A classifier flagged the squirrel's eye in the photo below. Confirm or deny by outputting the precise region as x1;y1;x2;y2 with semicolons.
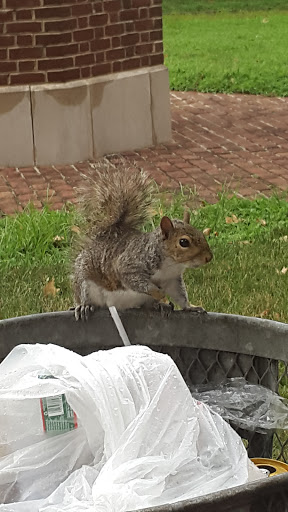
179;238;190;248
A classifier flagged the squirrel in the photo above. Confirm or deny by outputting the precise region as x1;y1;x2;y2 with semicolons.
72;167;213;320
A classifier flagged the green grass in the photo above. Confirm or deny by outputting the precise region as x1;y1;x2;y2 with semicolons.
0;204;79;319
152;191;288;323
1;194;287;324
163;8;288;95
163;0;288;15
1;195;287;462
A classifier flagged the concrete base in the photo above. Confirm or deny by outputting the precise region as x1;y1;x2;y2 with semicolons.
0;66;171;167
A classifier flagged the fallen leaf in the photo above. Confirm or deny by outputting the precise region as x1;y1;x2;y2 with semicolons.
71;225;81;234
257;219;267;226
276;267;288;275
203;227;211;236
260;309;270;318
43;278;59;297
53;235;65;247
279;235;288;242
214;231;219;236
225;214;240;224
239;240;250;245
262;18;269;23
149;207;158;216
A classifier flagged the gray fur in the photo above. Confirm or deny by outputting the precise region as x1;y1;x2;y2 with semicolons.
72;169;213;313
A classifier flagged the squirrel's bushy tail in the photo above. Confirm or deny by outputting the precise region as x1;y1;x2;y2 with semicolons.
78;162;154;234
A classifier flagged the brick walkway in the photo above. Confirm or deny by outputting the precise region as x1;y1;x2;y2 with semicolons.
1;91;288;215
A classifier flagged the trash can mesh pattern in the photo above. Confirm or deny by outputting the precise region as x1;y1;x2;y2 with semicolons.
151;346;288;463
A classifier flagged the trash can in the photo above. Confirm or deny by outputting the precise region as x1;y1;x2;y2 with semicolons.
1;309;288;511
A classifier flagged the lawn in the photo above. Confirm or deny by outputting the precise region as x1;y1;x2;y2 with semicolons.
163;0;288;15
1;193;287;323
0;205;78;319
163;0;288;95
1;194;288;456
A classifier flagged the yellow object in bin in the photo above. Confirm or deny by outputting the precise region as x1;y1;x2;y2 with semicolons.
251;458;288;476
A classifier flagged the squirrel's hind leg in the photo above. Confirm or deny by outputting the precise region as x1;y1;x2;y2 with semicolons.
69;305;96;321
74;304;96;321
73;279;105;321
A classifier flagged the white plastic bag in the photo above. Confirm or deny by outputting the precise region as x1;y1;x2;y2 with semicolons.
0;344;264;511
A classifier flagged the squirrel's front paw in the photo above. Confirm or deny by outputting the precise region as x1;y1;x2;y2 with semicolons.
184;304;207;314
149;287;166;302
73;304;95;321
154;301;174;317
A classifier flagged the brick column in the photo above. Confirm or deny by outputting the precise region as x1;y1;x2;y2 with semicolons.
0;0;171;167
0;0;164;86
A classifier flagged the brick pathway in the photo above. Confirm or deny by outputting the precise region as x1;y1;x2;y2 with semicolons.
1;91;288;215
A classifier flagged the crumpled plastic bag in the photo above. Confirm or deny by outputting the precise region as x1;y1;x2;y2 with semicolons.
191;377;288;433
0;344;264;512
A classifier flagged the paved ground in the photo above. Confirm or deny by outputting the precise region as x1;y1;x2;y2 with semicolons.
1;91;288;215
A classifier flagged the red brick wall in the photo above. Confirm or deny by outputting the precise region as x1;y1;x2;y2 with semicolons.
0;0;163;86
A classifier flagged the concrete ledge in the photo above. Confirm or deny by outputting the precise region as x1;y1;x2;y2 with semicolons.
0;86;34;167
0;66;172;167
150;66;171;145
32;82;92;166
91;71;153;156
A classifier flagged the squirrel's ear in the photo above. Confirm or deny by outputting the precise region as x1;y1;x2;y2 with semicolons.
183;211;190;224
160;216;174;239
